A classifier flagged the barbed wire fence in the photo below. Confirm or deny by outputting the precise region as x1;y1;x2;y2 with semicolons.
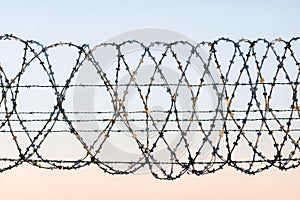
0;34;299;180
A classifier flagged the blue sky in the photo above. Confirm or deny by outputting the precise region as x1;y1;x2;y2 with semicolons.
0;0;299;44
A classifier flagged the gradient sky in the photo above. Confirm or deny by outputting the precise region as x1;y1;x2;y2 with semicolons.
0;0;300;199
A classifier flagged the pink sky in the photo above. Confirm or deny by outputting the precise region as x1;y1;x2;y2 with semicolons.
0;164;299;200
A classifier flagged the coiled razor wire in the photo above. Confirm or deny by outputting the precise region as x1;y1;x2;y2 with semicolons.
0;34;300;180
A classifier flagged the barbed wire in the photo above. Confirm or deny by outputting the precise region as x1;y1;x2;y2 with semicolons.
0;34;299;180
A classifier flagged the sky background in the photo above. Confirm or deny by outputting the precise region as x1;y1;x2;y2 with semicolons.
0;0;300;199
